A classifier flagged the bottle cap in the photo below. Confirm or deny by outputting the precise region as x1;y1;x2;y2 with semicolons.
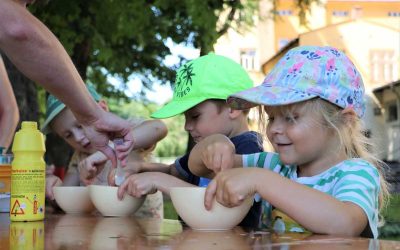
12;121;46;153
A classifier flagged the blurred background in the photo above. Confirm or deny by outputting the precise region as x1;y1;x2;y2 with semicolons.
2;0;399;239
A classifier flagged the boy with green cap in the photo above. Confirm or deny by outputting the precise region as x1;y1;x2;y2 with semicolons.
117;53;263;227
42;84;167;218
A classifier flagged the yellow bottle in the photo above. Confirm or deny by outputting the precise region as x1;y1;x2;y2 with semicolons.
10;121;46;221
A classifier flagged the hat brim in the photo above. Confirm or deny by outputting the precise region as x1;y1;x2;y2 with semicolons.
151;97;208;119
227;84;317;110
41;103;66;134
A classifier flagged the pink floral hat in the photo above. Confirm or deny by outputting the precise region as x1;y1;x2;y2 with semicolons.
228;46;365;117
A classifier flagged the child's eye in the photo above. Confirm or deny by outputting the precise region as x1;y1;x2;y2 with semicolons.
267;116;274;122
285;116;298;123
191;114;200;120
64;133;71;139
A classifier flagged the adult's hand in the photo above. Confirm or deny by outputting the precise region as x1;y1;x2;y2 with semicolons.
80;109;134;168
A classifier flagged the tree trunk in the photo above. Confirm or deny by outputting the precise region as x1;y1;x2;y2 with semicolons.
2;54;38;127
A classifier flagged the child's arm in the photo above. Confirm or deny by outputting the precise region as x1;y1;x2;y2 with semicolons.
108;161;183;186
205;168;368;237
78;151;108;185
131;119;167;151
117;172;195;199
45;165;62;200
188;134;242;178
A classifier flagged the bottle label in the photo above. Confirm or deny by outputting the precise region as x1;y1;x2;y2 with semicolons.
10;168;45;221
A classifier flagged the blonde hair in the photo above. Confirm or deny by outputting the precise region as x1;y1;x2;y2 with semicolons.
257;98;390;211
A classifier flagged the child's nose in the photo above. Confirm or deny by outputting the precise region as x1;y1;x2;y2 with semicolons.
73;130;86;143
269;120;284;134
184;120;193;131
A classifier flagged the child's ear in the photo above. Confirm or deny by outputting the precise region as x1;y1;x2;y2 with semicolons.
98;99;109;112
341;108;357;125
228;107;242;119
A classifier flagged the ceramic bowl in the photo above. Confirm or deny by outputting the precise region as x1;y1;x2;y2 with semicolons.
53;186;94;214
170;187;253;230
89;185;145;217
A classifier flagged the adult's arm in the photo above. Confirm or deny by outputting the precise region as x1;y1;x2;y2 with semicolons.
0;56;19;151
0;0;133;166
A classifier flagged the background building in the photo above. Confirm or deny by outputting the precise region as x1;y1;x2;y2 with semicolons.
214;0;400;162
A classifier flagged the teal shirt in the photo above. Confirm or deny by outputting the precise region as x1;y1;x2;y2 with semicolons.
243;152;380;238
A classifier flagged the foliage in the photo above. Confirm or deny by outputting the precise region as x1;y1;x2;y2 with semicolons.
164;199;179;220
29;1;317;101
379;194;400;239
29;0;260;101
155;116;188;157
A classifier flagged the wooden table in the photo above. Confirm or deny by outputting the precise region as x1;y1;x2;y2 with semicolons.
1;212;400;249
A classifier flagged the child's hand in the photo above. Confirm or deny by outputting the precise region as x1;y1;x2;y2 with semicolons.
201;139;235;173
204;168;257;210
46;174;62;200
78;151;107;185
117;172;157;200
107;161;142;186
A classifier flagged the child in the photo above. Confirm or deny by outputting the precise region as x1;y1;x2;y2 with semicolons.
43;85;168;218
188;46;389;238
115;53;264;228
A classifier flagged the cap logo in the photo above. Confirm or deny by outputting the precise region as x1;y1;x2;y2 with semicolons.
174;62;195;98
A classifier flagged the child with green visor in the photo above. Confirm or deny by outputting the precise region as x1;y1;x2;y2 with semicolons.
115;53;264;228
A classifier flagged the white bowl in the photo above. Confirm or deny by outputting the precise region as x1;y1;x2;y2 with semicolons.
53;186;94;214
89;185;145;217
170;187;253;230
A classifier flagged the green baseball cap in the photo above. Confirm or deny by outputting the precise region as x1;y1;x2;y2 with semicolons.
151;53;253;119
41;84;101;134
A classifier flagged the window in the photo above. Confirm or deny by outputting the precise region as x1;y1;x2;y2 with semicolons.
276;10;293;16
332;10;349;17
387;102;398;123
278;39;289;50
388;12;400;17
370;50;398;84
240;49;258;71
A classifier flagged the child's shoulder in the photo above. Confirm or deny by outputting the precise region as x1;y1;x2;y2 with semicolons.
332;158;380;179
231;131;263;154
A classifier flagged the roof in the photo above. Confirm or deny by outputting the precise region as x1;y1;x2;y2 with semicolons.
261;18;400;71
373;80;400;94
261;38;299;73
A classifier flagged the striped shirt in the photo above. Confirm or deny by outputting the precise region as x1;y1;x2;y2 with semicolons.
243;152;380;238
